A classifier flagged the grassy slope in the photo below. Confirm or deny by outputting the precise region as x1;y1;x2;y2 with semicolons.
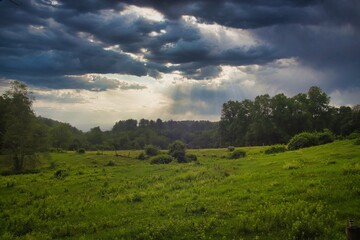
0;140;359;239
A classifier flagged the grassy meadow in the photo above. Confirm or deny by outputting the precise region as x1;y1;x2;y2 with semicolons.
0;140;359;239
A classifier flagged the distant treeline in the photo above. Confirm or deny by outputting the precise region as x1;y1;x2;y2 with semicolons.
38;118;219;150
219;86;360;146
1;82;359;155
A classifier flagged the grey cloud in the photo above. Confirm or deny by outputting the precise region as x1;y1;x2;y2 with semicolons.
252;24;360;91
3;74;145;92
118;82;147;90
34;92;88;104
0;0;359;94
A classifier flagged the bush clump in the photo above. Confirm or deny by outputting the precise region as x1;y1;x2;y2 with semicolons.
288;130;335;150
288;132;318;150
316;129;334;145
77;148;86;154
144;145;160;156
354;138;360;145
50;148;65;153
168;140;187;163
264;145;287;154
347;132;360;140
185;153;197;162
150;154;174;164
137;152;146;160
229;149;246;159
54;169;69;179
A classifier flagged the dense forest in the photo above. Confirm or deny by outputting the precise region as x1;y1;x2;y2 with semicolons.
0;82;359;157
38;117;219;150
220;86;360;146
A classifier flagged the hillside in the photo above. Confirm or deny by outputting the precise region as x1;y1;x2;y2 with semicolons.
0;140;359;239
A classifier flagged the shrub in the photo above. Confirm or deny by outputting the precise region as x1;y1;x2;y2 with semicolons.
264;145;287;154
316;129;334;145
77;148;86;154
227;146;235;152
144;145;160;156
168;140;187;163
229;149;246;159
137;152;146;160
288;132;318;150
54;169;69;179
150;154;174;164
288;130;335;150
348;132;360;140
354;138;360;145
50;148;65;153
186;153;197;162
105;160;115;166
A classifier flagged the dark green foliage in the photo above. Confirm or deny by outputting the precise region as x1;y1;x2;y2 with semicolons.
1;81;49;172
219;86;359;147
54;169;69;179
144;145;160;156
228;149;246;159
288;130;335;150
348;132;360;140
50;148;65;153
150;154;173;164
137;152;146;160
288;132;318;150
77;148;86;154
110;119;219;150
185;153;197;162
264;145;287;154
168;140;187;163
354;138;360;145
316;129;334;145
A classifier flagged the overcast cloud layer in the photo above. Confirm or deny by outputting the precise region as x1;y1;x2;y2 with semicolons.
0;0;359;130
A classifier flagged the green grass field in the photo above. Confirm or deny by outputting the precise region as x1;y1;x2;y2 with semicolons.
1;140;359;239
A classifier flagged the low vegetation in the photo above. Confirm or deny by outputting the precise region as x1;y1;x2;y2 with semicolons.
288;130;335;150
264;145;287;154
228;149;246;159
144;145;160;157
0;140;359;239
150;154;174;164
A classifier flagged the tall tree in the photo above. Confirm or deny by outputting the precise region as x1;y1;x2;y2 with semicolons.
307;86;330;131
51;123;72;149
2;81;48;172
0;96;6;152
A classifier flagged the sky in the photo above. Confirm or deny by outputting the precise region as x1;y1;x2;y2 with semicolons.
0;0;359;131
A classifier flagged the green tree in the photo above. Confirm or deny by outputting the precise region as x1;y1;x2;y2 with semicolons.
307;86;330;131
2;81;48;172
0;95;7;153
270;93;292;142
352;104;360;133
246;94;277;145
86;126;103;147
51;123;72;149
168;140;186;163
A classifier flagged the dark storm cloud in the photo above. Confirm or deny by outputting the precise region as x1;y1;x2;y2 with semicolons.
0;0;359;92
252;24;360;91
122;0;324;28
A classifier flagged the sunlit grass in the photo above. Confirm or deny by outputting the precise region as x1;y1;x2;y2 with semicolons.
0;140;359;239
